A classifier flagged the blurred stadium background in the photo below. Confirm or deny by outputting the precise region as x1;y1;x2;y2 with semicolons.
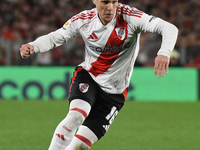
0;0;200;150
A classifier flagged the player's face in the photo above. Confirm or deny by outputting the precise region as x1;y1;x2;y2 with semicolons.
93;0;118;25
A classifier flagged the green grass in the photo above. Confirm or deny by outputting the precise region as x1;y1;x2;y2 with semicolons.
0;101;200;150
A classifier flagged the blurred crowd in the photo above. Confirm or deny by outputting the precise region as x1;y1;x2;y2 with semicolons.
0;0;200;67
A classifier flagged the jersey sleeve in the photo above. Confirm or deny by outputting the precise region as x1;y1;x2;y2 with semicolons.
127;9;178;58
29;19;80;53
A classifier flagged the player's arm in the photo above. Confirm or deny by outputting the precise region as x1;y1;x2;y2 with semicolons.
135;13;178;77
28;28;68;53
20;19;79;59
19;29;67;59
152;19;178;77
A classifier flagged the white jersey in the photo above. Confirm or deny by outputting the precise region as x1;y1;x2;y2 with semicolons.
29;3;178;94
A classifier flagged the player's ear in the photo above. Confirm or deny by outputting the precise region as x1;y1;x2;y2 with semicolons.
92;0;96;5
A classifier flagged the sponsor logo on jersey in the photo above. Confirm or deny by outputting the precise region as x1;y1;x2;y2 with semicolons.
79;83;89;93
89;44;122;53
115;27;126;40
89;42;132;53
63;20;71;28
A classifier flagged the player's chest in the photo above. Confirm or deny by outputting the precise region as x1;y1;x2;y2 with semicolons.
80;20;135;52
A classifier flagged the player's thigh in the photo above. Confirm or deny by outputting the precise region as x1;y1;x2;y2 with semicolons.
69;67;98;106
82;94;125;140
69;99;91;118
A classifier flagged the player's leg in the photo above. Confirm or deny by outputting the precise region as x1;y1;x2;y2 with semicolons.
64;125;98;150
48;67;97;150
48;99;91;150
64;91;126;150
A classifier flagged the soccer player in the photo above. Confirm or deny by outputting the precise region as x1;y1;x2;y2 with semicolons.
20;0;178;149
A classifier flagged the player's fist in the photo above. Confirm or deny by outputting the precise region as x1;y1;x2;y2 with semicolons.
20;44;34;59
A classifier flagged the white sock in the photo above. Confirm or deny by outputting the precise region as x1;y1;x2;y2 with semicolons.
48;99;91;150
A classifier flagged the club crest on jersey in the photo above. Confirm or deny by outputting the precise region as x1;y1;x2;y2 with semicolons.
115;27;126;40
79;83;89;93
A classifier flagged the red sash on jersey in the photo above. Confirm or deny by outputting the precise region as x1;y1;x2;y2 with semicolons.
88;14;128;77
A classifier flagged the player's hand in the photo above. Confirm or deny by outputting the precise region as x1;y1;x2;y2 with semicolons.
20;44;34;59
154;55;170;78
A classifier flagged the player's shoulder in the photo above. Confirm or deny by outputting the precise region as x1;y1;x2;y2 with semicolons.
117;3;143;19
70;8;97;24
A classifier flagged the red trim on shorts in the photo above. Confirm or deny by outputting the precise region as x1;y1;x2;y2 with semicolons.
69;67;83;93
123;88;128;100
70;108;88;118
75;134;92;147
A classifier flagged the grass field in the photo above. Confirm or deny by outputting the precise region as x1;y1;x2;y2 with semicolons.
0;101;200;150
